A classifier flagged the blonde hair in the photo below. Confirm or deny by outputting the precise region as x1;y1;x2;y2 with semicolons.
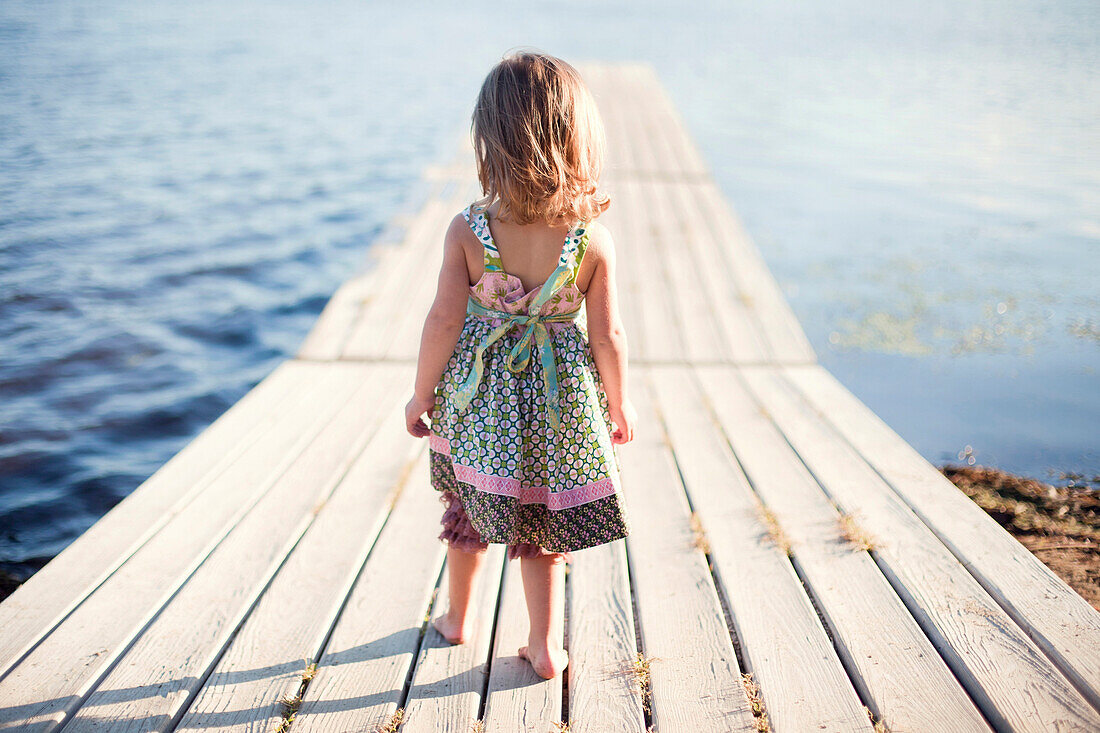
472;49;610;226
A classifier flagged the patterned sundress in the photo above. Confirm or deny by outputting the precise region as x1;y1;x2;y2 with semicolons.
428;202;631;562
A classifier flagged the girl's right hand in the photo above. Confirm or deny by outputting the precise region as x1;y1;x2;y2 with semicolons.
405;393;436;438
609;398;637;444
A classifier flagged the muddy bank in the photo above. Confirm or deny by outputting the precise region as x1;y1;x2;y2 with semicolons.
940;464;1099;610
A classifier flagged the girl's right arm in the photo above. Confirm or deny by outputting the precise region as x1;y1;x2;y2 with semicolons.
584;225;636;444
406;215;473;437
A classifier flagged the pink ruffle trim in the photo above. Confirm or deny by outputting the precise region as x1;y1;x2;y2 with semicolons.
429;434;617;510
438;490;572;562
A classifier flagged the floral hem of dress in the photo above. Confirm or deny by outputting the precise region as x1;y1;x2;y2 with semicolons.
429;433;619;510
437;489;574;562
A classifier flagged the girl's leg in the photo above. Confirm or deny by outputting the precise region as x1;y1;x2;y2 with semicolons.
518;552;570;679
432;543;488;644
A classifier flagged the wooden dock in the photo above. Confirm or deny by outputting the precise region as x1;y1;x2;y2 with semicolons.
2;63;1099;733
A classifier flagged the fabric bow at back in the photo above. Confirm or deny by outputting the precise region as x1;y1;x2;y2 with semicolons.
451;258;582;433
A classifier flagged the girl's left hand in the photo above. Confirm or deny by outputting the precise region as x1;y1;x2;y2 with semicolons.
405;393;435;438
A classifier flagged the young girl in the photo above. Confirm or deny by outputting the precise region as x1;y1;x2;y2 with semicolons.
404;50;636;681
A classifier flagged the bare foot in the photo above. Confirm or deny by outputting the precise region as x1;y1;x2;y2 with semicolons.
432;610;473;645
518;644;569;679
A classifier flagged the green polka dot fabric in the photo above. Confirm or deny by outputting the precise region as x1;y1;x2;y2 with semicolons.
428;203;631;558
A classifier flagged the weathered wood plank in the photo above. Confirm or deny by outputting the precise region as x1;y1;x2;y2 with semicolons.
595;179;644;365
650;365;871;732
603;66;693;363
582;65;632;182
623;66;679;178
296;273;375;361
287;449;449;733
693;182;815;363
340;190;453;360
664;179;770;363
375;179;473;361
632;65;710;178
176;366;423;732
618;105;685;365
566;539;647;733
398;547;506;733
62;363;406;731
481;559;563;732
598;71;669;363
617;369;756;731
620;178;677;363
384;180;484;361
621;65;705;179
638;179;729;362
595;64;794;367
697;365;994;732
0;358;307;679
376;212;449;361
595;77;654;363
786;364;1100;714
748;365;1100;730
608;66;771;365
0;363;363;731
628;179;684;363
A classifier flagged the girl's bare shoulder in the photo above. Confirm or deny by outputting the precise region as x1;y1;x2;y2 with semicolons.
444;211;484;284
576;220;615;293
445;211;480;248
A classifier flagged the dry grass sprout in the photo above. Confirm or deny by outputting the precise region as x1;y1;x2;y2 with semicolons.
863;704;890;732
690;511;711;554
274;660;319;732
740;672;771;732
838;511;881;552
758;506;792;555
376;707;406;733
618;652;655;716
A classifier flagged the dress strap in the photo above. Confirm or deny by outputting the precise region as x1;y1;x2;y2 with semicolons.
565;222;590;287
462;203;504;273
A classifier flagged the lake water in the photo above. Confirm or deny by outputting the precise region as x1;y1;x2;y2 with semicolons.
1;0;1097;580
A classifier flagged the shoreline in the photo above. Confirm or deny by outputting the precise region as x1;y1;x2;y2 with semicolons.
939;464;1099;610
1;464;1096;606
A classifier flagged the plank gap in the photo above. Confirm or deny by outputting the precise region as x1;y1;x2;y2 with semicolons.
275;448;433;729
784;368;1100;706
841;522;1005;732
728;368;922;727
762;368;1064;730
728;366;909;724
766;376;1022;732
401;563;449;716
162;497;327;733
55;375;357;731
684;366;792;560
562;564;571;727
0;361;313;684
737;367;978;726
622;539;654;731
683;363;858;705
476;559;509;723
862;542;1002;732
641;369;751;679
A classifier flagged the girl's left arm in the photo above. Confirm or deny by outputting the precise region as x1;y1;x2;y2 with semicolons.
406;215;473;437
